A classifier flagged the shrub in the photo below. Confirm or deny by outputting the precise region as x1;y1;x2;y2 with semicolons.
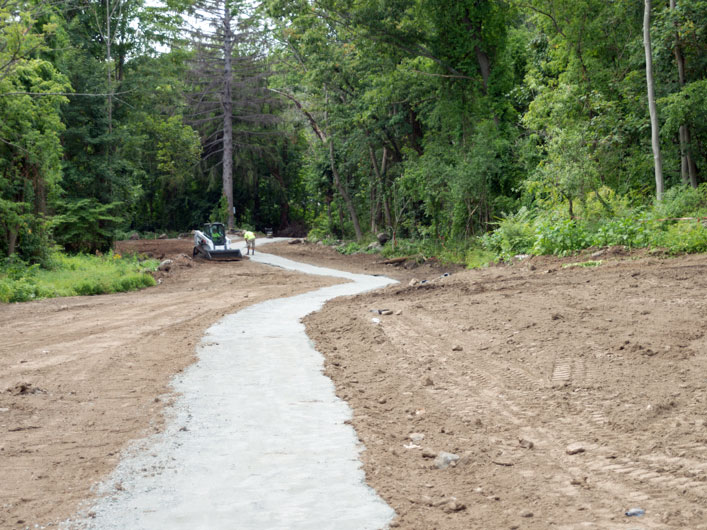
481;207;535;260
651;184;707;220
651;221;707;254
532;219;590;256
591;218;649;248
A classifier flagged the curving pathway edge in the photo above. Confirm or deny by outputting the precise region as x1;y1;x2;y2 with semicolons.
70;239;397;530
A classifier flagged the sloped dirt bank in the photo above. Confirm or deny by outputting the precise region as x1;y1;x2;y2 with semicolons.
0;238;341;529
288;244;707;529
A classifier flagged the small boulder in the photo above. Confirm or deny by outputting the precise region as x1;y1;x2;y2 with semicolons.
409;432;425;444
442;500;466;513
129;232;140;240
566;442;586;455
376;232;390;245
452;345;464;352
519;439;535;449
158;259;173;272
157;233;167;239
434;451;460;469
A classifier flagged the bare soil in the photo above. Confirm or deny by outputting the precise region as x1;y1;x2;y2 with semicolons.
287;242;707;529
0;238;341;529
2;238;707;529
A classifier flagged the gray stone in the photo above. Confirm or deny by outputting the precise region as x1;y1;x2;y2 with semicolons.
158;233;168;239
409;433;425;444
158;259;173;272
566;443;586;455
442;500;466;513
434;451;460;469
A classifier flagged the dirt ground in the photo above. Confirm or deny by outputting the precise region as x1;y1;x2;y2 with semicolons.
0;238;341;529
2;238;707;529
279;242;707;529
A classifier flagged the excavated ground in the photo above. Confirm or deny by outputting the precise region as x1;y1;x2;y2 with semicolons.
273;241;707;529
0;238;341;528
2;238;706;529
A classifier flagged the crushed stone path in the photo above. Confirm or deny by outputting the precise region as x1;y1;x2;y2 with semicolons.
70;240;396;529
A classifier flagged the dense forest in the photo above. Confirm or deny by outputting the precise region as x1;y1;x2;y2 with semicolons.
1;0;706;266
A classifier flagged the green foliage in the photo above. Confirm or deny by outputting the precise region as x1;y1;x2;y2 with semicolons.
482;183;707;260
0;251;158;303
591;218;649;248
307;212;334;242
651;184;707;219
481;207;537;261
377;236;493;269
652;221;707;254
335;241;371;255
532;219;590;256
51;199;124;253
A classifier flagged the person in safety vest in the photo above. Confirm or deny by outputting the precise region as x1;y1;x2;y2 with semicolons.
243;230;256;255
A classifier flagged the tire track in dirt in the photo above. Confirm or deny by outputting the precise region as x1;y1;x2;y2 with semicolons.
373;270;707;527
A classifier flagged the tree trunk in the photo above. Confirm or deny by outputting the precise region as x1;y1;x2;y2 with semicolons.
644;0;664;200
7;228;18;256
106;0;112;134
222;2;235;229
329;140;363;241
379;147;391;229
368;145;383;233
671;0;698;188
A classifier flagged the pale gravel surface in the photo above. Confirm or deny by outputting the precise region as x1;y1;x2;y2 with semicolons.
67;242;397;529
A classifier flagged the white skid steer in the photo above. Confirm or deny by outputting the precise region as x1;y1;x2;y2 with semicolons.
193;222;243;260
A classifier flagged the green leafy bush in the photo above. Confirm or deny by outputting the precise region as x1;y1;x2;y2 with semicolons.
651;221;707;254
591;218;649;248
532;219;590;256
651;184;707;220
481;207;536;260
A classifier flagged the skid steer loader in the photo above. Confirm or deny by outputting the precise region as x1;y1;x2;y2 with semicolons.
193;222;243;260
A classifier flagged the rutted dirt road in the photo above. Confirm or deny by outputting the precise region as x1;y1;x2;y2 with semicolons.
2;238;707;529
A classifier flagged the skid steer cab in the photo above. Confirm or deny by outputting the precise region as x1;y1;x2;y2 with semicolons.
193;222;243;260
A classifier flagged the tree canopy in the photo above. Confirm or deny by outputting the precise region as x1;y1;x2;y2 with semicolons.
1;0;705;261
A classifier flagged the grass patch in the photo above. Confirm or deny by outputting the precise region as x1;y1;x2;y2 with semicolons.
562;260;603;269
380;238;494;269
0;251;159;303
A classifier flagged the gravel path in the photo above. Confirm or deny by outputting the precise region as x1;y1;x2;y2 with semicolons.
71;242;397;529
